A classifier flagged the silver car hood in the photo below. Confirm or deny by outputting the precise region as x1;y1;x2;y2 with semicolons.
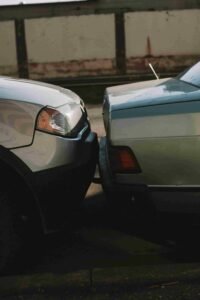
0;76;81;107
106;78;199;111
0;77;83;149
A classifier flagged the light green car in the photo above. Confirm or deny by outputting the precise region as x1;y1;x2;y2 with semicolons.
99;61;200;217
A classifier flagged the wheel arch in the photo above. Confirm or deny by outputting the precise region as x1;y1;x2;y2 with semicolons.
0;145;44;233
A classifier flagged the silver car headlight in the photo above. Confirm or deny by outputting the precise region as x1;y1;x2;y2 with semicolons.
36;103;83;137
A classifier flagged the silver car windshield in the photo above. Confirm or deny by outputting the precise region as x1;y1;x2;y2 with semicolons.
177;61;200;88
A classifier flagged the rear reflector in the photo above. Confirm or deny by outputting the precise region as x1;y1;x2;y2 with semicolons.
109;146;141;174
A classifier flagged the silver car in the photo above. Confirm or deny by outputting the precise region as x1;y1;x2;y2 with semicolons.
0;76;98;272
99;61;200;218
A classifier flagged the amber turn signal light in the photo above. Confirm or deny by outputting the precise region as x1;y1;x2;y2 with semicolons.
109;146;141;174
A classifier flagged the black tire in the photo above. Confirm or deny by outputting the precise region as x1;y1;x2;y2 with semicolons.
0;190;22;273
0;188;42;274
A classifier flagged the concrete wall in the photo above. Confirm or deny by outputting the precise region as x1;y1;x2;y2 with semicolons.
25;14;116;79
0;3;200;81
0;21;17;76
125;9;200;75
126;10;200;57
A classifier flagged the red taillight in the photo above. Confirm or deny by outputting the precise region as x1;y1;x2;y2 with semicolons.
109;146;141;174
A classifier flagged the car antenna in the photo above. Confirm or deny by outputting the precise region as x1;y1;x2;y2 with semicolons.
148;63;159;80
